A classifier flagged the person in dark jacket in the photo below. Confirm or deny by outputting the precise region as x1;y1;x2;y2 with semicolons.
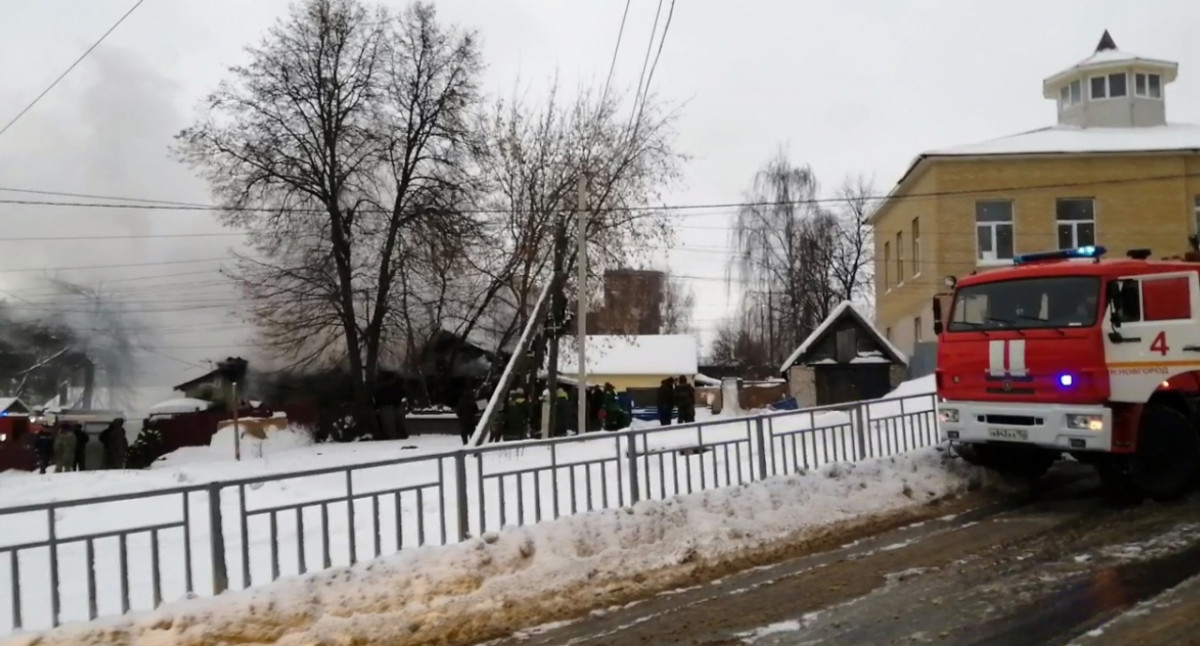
504;388;530;440
33;427;55;474
587;386;604;432
554;386;571;437
73;424;88;471
455;388;478;445
373;373;407;441
675;376;696;424
655;377;675;426
601;383;625;430
100;419;128;469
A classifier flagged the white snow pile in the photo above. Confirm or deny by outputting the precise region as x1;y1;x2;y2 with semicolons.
7;447;985;646
153;425;315;467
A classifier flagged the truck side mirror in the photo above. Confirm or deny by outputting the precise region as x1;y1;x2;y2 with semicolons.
931;296;944;335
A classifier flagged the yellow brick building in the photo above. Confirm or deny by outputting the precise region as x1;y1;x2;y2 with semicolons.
871;31;1200;357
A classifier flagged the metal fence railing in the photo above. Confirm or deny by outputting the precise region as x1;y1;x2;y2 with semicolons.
0;392;937;635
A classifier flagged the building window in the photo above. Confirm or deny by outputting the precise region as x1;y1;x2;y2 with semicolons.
1109;72;1127;97
1060;80;1084;107
914;316;923;343
883;241;890;289
975;201;1014;262
1194;195;1200;234
1056;198;1096;249
895;231;904;283
1089;73;1127;100
1135;73;1163;99
911;216;921;276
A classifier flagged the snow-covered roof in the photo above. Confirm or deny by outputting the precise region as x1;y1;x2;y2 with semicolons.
1044;49;1177;86
923;123;1200;157
148;398;216;416
557;335;699;376
1044;52;1177;91
0;397;29;414
778;301;907;375
1042;31;1178;88
870;122;1200;224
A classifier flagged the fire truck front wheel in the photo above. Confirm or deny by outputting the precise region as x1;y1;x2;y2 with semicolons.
1129;403;1200;502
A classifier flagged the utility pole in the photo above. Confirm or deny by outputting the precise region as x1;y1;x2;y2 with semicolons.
576;176;588;435
543;199;569;440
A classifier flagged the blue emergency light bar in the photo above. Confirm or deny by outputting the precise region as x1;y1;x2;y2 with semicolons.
1013;245;1107;265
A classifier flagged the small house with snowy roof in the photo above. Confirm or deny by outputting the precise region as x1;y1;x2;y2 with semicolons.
556;334;699;391
871;30;1200;358
779;302;908;407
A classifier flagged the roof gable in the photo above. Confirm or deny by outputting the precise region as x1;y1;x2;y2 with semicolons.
0;397;29;415
173;368;221;392
778;302;907;375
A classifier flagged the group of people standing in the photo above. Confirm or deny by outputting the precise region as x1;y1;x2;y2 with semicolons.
656;376;696;426
453;381;636;444
32;419;128;474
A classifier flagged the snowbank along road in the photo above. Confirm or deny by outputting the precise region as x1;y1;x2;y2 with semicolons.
488;463;1200;646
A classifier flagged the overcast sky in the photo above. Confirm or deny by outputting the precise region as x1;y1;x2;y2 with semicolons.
2;0;1199;394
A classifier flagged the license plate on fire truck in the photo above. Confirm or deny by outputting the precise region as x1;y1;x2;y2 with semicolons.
987;427;1029;441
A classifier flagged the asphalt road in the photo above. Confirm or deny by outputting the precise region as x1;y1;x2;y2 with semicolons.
483;464;1200;646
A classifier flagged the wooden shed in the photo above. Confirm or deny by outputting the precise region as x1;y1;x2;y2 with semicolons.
779;302;908;407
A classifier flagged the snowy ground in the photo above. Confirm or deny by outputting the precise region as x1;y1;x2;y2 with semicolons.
0;378;939;638
3;444;979;646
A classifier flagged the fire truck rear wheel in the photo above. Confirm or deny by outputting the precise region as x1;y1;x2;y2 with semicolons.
1129;403;1200;503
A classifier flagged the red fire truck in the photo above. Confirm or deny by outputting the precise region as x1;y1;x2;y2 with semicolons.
935;243;1200;501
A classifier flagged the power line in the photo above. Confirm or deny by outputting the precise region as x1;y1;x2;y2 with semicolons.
600;0;632;107
0;256;227;274
629;0;664;127
638;0;675;113
3;170;1199;216
0;185;208;207
0;0;148;139
0;231;247;242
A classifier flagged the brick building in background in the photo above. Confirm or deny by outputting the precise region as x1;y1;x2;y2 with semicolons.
871;30;1200;365
589;269;666;335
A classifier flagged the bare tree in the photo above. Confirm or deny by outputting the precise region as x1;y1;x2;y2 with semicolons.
728;149;836;363
728;150;877;366
659;277;694;334
831;174;876;307
461;83;683;424
708;313;770;368
175;0;483;435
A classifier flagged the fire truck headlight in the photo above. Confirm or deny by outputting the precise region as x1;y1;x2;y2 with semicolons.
1058;374;1074;387
939;408;959;424
1068;414;1104;432
0;433;6;442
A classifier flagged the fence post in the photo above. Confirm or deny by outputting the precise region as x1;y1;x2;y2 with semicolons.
754;417;768;480
855;403;868;460
207;483;229;594
627;434;640;505
454;451;470;541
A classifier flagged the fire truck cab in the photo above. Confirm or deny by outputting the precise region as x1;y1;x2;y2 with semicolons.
935;244;1200;501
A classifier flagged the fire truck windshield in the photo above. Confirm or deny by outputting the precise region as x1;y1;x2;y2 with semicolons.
948;276;1101;332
